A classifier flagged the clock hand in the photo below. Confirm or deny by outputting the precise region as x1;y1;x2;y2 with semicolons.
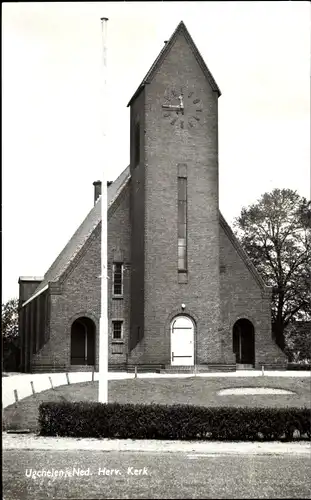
162;102;184;115
178;95;184;115
162;104;181;110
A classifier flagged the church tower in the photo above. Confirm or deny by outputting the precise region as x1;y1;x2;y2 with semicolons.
128;21;223;367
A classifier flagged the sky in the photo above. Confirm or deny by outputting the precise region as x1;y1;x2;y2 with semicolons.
2;1;310;303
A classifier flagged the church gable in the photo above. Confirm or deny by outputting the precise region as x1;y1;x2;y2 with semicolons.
60;223;101;299
54;171;131;291
58;178;131;292
127;21;220;107
150;31;215;102
219;213;268;293
23;166;130;306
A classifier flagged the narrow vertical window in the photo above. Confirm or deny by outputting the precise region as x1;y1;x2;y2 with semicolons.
113;263;123;296
112;320;123;340
134;120;140;167
178;176;187;272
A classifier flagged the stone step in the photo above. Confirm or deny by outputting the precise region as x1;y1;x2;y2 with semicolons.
162;366;195;373
161;364;236;374
236;364;254;370
123;365;165;373
31;364;165;374
31;365;68;373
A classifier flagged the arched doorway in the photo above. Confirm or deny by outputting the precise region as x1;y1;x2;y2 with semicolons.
70;317;95;366
171;316;194;366
232;318;255;365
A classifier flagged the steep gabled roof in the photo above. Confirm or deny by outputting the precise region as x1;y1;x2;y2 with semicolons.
23;166;130;306
127;20;221;107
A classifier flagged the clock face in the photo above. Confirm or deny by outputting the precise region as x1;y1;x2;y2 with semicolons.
162;87;202;129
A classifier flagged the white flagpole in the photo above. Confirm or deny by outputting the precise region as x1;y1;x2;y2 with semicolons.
98;16;109;403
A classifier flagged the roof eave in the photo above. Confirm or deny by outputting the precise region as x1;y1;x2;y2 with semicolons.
127;84;146;108
22;284;49;307
18;276;44;283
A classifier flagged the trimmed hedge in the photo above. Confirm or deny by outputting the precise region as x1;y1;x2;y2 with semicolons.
287;363;311;371
38;402;311;441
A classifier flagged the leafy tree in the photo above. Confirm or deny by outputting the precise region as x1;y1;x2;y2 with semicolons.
2;298;20;371
2;298;19;344
234;189;311;350
284;322;311;363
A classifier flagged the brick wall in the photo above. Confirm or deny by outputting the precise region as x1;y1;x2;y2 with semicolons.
108;184;131;364
219;222;287;367
31;185;131;371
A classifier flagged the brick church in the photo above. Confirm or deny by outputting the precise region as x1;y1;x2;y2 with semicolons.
18;21;287;373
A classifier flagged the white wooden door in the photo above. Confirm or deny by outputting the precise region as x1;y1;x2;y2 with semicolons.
171;316;194;366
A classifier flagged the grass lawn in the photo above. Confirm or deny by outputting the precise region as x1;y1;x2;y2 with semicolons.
3;376;310;433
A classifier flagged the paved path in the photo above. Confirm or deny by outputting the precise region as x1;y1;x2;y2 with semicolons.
2;370;310;409
3;433;311;454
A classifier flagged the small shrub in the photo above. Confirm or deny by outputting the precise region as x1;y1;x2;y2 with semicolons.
38;402;311;441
